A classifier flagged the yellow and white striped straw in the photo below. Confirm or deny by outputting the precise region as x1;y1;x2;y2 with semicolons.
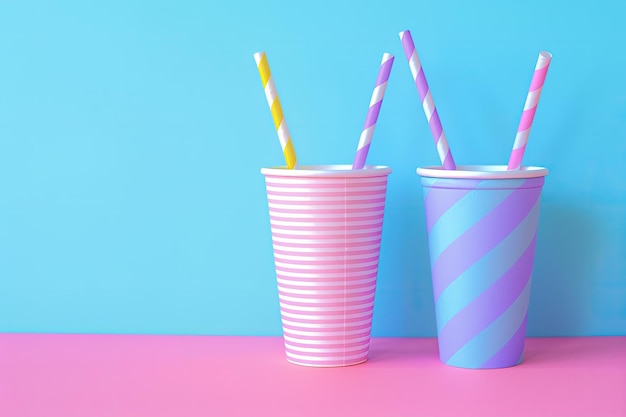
254;52;297;169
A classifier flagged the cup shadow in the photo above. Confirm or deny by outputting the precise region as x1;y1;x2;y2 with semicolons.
528;202;600;337
367;337;438;364
372;180;437;338
523;337;626;365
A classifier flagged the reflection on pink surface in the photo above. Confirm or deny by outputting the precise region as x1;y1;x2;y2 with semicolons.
1;335;625;417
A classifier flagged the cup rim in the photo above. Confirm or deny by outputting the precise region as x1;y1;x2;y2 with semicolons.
262;165;392;177
417;165;548;179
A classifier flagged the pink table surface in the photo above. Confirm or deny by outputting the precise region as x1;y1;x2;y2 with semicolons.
1;334;625;417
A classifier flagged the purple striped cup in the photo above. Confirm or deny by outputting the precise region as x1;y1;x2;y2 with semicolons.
417;165;548;369
261;165;392;367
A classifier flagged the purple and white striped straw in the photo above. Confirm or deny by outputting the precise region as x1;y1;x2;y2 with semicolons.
399;30;456;170
352;53;394;170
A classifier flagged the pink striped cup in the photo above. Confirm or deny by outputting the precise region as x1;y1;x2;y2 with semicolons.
261;165;392;367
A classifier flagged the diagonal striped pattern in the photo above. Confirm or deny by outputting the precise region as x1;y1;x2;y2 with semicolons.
262;166;391;367
352;53;395;170
507;51;552;171
399;30;456;170
422;175;545;368
254;52;298;169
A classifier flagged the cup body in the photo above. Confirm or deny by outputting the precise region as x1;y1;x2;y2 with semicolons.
417;165;548;369
262;165;392;367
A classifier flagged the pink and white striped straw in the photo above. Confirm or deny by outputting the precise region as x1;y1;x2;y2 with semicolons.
399;30;456;170
507;51;552;170
352;53;394;170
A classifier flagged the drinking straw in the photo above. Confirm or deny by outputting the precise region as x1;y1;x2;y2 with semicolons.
507;51;552;170
399;30;456;170
253;52;297;169
352;53;395;170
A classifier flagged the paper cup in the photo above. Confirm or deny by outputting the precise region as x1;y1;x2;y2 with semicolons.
417;165;548;369
262;165;392;367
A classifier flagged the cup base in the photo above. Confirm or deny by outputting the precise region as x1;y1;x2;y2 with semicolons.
441;355;524;370
286;357;369;368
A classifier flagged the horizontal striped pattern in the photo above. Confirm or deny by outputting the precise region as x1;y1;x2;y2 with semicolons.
421;174;545;368
263;167;390;367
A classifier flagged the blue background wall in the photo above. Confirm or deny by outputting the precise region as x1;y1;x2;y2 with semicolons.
1;0;625;336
